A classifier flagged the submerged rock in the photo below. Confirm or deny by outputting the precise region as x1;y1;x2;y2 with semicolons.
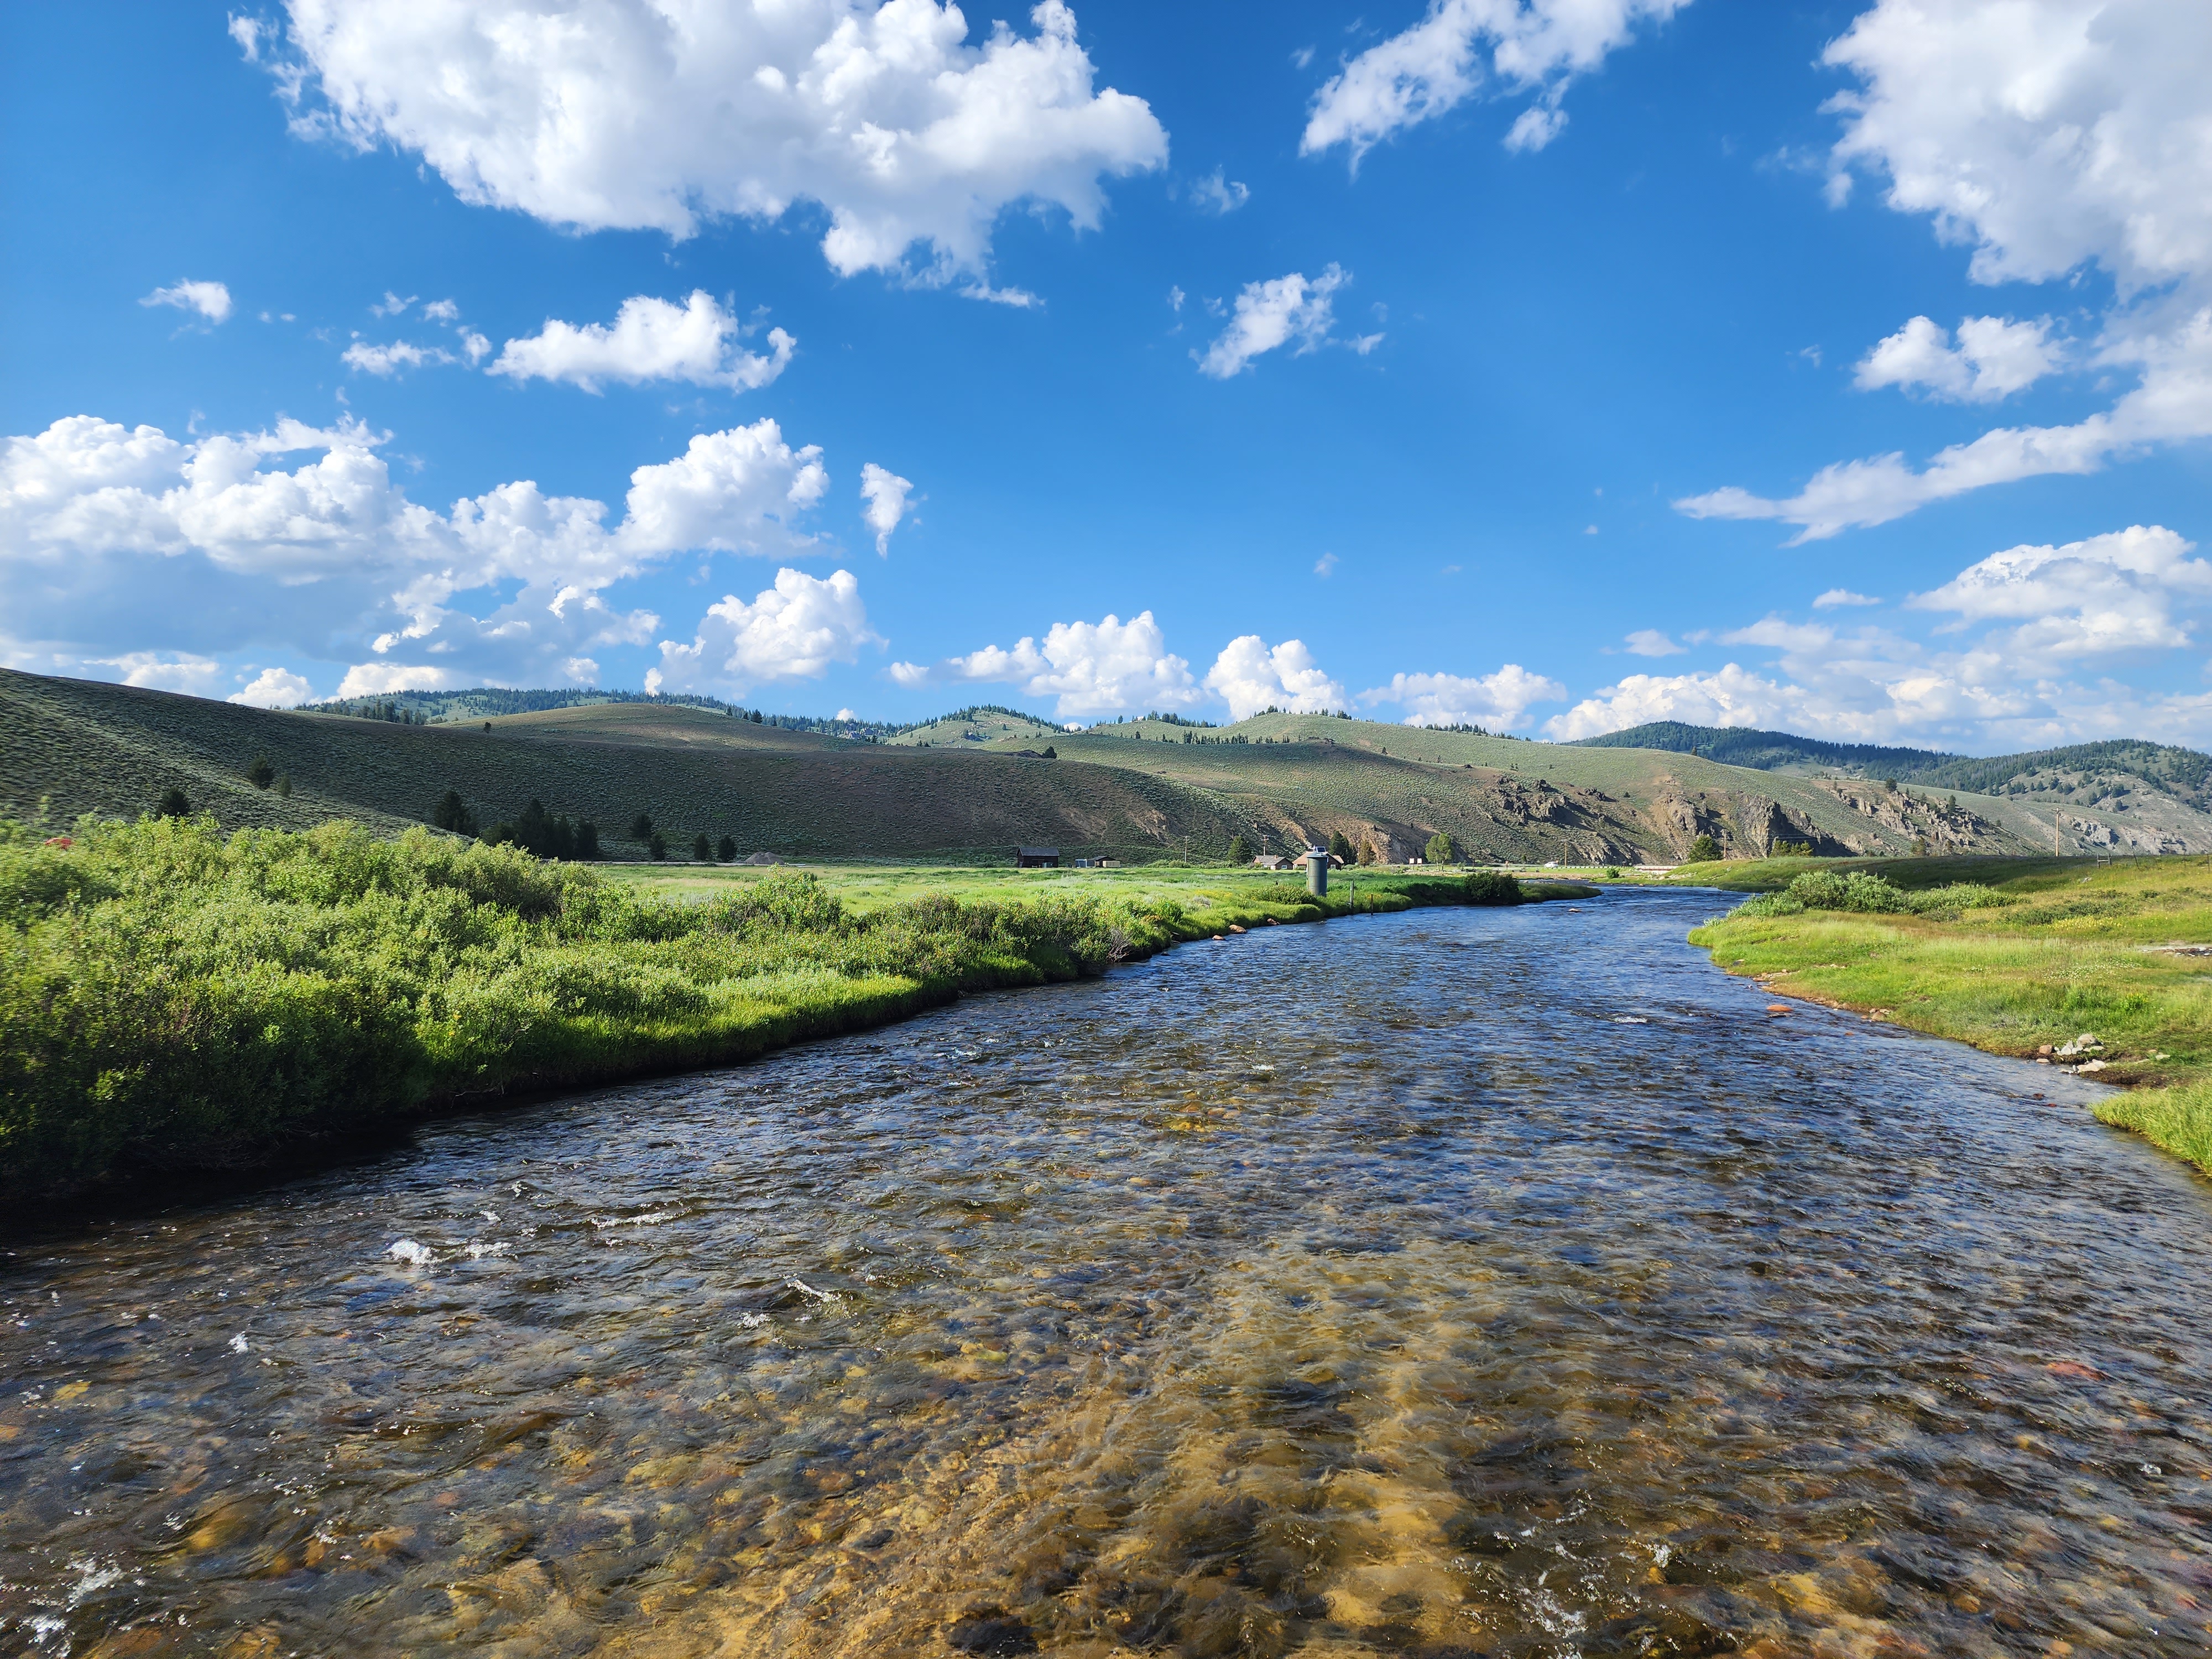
946;1606;1039;1654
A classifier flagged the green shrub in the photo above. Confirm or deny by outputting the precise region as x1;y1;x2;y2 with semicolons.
246;753;276;790
1683;834;1720;863
1464;869;1523;905
1425;832;1455;865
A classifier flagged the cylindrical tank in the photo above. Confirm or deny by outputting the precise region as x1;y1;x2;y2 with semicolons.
1306;845;1329;897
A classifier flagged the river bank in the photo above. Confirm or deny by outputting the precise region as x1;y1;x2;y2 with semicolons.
1687;853;2212;1173
0;816;1587;1204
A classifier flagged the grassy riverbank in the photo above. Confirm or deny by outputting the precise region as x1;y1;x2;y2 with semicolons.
1687;854;2212;1173
0;817;1577;1202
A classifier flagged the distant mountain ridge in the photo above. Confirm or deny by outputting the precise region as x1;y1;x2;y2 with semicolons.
1571;721;2211;807
1566;721;1964;774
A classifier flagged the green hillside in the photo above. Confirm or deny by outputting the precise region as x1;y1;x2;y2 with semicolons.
8;670;2205;865
0;671;1250;862
1567;720;1961;774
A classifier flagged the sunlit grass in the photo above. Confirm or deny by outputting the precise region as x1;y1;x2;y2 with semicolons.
1690;854;2212;1171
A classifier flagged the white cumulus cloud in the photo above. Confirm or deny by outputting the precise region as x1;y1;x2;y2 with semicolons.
650;567;882;693
895;609;1199;716
229;667;315;707
1198;265;1358;378
1550;523;2212;747
1204;636;1345;722
1;410;835;695
1854;314;2062;401
489;292;795;393
1682;0;2212;539
90;650;224;695
1813;588;1881;608
1301;0;1690;162
252;0;1167;283
1909;523;2212;661
140;280;233;324
335;663;456;698
1622;629;1686;657
859;462;914;555
1359;665;1566;729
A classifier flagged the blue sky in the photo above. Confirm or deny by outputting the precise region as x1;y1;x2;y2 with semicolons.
4;1;2209;753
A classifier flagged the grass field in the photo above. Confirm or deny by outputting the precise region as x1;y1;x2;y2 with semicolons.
1688;854;2212;1173
0;813;1579;1202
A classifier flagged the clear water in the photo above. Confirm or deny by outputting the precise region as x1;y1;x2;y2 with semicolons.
2;891;2206;1657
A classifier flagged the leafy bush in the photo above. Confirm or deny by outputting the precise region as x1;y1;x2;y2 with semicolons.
1425;831;1455;865
1464;869;1523;905
0;819;1203;1198
1738;870;2010;920
1683;834;1720;863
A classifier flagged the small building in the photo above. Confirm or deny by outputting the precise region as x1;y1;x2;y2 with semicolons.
1253;854;1288;870
1016;846;1061;868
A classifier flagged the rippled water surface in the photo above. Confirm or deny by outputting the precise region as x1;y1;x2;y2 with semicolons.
3;891;2209;1657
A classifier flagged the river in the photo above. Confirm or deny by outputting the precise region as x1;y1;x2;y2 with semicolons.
1;890;2206;1656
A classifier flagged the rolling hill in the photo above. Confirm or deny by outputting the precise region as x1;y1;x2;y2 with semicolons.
5;669;2206;863
1567;721;1963;774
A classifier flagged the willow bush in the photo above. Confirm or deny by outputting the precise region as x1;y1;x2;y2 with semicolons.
0;817;1156;1198
1;817;1511;1199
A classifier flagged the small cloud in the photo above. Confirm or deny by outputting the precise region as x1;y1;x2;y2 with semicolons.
836;707;859;722
371;291;418;317
960;281;1041;309
1441;563;1461;575
1798;345;1823;368
228;667;315;708
1314;553;1339;577
1584;524;1599;535
1813;588;1881;608
859;462;915;556
343;339;456;377
1197;265;1354;378
1623;629;1686;658
140;280;232;325
1190;168;1250;215
1167;285;1185;312
1291;44;1314;68
422;298;460;323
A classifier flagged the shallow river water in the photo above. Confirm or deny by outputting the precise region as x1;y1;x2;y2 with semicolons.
3;890;2209;1657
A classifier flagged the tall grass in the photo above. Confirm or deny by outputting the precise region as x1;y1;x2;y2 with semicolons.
0;817;1507;1200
